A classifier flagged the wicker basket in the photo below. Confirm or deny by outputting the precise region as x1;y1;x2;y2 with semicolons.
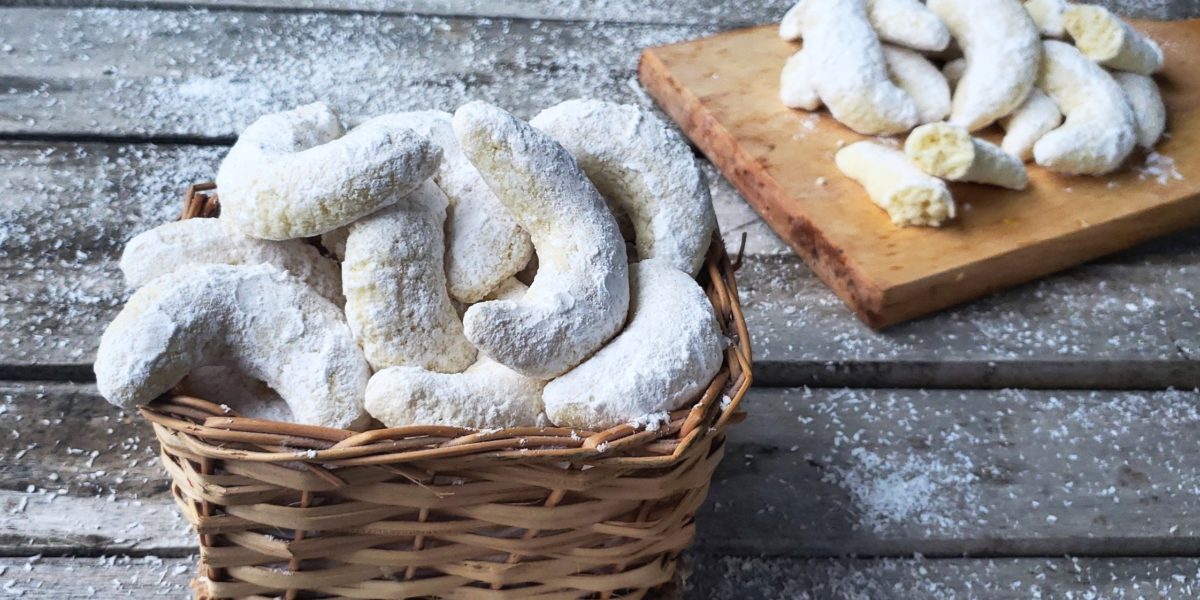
139;183;753;599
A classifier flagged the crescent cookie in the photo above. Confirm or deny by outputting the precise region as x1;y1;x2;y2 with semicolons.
782;0;951;52
836;141;956;227
372;111;534;303
120;218;344;306
365;359;546;429
1064;4;1163;76
342;180;476;373
786;0;920;135
929;0;1041;131
543;260;724;430
216;102;442;240
453;101;630;379
905;123;1029;190
94;264;370;429
531;99;717;276
1113;72;1166;149
1034;41;1138;175
783;45;950;126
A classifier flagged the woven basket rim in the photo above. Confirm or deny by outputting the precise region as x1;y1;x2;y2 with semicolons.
139;183;753;470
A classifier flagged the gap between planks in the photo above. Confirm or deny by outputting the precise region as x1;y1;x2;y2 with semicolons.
8;382;1200;560
5;555;1200;599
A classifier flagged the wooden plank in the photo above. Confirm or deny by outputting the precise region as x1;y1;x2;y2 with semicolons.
5;5;1192;143
7;383;1200;558
5;555;1200;599
24;0;1200;24
4;141;1200;388
681;555;1200;599
0;7;708;139
639;20;1200;329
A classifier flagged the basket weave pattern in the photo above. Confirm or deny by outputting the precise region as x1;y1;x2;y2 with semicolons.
141;184;753;599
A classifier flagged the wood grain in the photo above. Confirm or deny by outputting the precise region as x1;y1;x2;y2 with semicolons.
640;20;1200;328
3;142;1199;388
8;382;1200;558
0;7;707;139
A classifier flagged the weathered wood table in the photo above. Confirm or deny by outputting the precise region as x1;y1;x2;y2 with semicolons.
2;1;1199;597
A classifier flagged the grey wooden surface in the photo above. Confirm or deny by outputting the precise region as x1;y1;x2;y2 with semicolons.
1;1;1199;597
4;555;1200;599
7;383;1200;559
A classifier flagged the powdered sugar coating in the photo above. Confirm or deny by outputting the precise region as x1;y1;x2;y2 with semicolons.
929;0;1041;131
1114;71;1166;149
882;45;951;125
180;365;295;424
372;111;533;303
1000;89;1064;160
782;45;948;126
543;259;723;430
120;218;344;306
782;0;951;53
93;264;369;429
531;99;717;276
794;0;919;135
454;101;629;379
868;0;951;52
905;123;1029;190
1024;0;1068;37
215;102;442;240
342;180;475;373
780;48;821;111
365;359;546;429
1034;41;1138;175
1065;5;1164;75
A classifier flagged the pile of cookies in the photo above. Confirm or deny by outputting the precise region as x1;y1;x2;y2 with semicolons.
94;100;723;432
779;0;1167;227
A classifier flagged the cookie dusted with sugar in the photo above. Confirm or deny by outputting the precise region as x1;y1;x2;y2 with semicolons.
780;48;821;111
881;46;951;125
998;90;1063;161
365;359;546;429
782;0;950;52
1034;41;1137;175
942;60;1062;160
905;123;1029;190
93;264;370;430
782;0;920;135
543;259;724;430
453;101;630;379
928;0;1041;131
216;102;442;240
120;218;344;306
835;142;956;227
342;180;476;373
1064;4;1163;76
1113;72;1166;150
782;45;949;125
531;99;717;277
1024;0;1068;37
179;366;296;424
372;111;534;303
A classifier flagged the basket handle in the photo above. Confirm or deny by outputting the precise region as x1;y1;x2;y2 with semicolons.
181;182;220;220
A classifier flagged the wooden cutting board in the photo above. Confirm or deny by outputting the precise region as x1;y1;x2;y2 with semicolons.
639;20;1200;329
